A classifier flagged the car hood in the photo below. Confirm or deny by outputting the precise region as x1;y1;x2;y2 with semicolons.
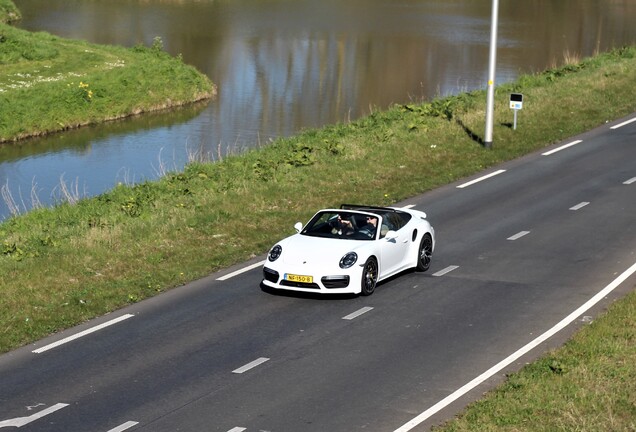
278;234;366;267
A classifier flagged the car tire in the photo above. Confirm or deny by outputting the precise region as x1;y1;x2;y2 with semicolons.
360;258;378;296
416;234;433;272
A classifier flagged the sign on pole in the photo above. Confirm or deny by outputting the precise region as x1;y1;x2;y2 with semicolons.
510;93;523;130
510;93;523;110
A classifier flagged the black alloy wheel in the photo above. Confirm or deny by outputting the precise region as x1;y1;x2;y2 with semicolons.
360;258;378;296
416;234;433;272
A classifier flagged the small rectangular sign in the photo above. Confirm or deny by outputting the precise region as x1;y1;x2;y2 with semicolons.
510;93;523;110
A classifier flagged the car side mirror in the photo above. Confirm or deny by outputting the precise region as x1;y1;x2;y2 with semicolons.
384;230;398;240
294;222;303;233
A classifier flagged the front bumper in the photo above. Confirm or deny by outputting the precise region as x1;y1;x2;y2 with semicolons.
262;266;357;294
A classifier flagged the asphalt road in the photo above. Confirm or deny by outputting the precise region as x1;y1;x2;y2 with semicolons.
1;115;635;432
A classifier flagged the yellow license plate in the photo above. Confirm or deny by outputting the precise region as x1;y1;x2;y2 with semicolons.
285;273;313;283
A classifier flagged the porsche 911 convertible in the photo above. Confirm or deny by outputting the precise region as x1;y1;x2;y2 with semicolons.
262;204;435;296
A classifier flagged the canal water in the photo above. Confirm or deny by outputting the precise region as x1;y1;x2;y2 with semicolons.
2;0;635;219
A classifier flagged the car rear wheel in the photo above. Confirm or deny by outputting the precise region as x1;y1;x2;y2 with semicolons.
416;234;433;272
360;258;378;296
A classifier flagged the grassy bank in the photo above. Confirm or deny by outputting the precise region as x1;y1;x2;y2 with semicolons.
0;22;214;142
0;43;635;429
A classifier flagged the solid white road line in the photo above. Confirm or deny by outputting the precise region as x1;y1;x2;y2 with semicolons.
393;261;636;432
0;403;69;428
456;170;506;189
624;177;636;185
343;307;374;320
32;314;134;354
217;261;265;281
227;428;247;432
569;201;590;211
232;357;270;374
507;231;530;241
433;266;459;277
610;117;636;129
107;421;139;432
541;139;583;156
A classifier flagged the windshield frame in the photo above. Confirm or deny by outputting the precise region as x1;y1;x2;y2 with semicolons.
301;210;380;241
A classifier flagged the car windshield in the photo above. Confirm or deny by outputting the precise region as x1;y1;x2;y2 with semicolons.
301;211;378;240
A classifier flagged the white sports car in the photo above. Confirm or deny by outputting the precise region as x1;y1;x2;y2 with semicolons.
262;204;435;295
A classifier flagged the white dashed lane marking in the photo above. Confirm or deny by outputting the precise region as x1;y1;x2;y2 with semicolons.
107;421;139;432
507;231;530;241
433;266;459;277
343;307;374;320
456;170;506;189
217;261;265;281
541;140;582;156
610;117;636;129
569;202;590;211
32;314;134;354
232;357;270;374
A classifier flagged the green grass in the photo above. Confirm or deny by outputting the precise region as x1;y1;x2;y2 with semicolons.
0;23;214;142
0;0;20;23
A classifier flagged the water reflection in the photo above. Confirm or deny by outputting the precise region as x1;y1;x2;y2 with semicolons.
3;0;636;219
0;102;208;214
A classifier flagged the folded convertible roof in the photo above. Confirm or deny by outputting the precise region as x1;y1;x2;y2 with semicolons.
340;204;400;213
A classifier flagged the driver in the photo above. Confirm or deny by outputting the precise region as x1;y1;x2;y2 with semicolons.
358;215;378;238
332;213;355;235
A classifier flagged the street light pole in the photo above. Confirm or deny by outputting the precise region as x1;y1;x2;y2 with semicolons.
484;0;499;148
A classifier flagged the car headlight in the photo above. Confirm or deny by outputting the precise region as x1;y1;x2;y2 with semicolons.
268;245;282;262
339;252;358;269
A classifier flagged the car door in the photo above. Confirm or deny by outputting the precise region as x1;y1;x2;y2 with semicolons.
377;219;410;277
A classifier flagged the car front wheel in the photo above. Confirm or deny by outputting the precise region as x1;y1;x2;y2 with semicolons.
416;234;433;272
360;258;378;296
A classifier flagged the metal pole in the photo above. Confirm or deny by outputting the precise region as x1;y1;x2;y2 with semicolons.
484;0;499;148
